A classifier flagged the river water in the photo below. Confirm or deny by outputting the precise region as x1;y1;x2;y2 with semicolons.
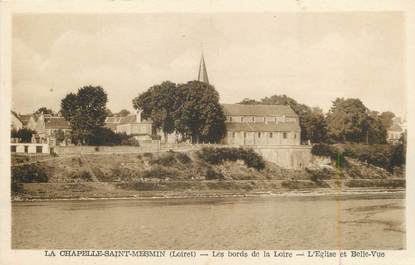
12;193;405;249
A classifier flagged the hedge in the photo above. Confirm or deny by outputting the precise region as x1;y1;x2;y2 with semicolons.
197;147;265;170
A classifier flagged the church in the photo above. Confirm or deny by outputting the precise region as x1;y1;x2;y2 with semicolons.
197;54;302;147
199;54;311;169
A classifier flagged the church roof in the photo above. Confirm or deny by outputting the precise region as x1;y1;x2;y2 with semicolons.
226;122;300;132
197;54;209;84
222;104;298;117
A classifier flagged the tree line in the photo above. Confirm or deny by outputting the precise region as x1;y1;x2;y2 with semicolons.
132;80;226;144
240;95;397;144
14;82;400;147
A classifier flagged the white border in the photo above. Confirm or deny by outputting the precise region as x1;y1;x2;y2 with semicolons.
1;1;414;264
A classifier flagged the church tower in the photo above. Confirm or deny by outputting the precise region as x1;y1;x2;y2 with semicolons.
197;53;209;84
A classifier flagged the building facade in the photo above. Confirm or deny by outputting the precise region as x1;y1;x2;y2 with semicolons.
222;104;301;146
11;111;23;131
387;116;407;144
105;110;153;141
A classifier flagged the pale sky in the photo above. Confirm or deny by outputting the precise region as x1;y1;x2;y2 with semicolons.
12;12;406;116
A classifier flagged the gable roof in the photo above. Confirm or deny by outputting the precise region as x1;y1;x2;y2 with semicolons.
226;122;300;132
18;114;32;125
45;117;71;129
222;104;298;117
388;124;403;132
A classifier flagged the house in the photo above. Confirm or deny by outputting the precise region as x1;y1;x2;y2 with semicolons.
387;116;406;144
11;111;23;131
222;104;301;146
23;113;71;145
105;110;153;142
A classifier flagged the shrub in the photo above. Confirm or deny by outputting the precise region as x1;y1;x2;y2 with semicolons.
143;152;154;159
12;128;37;143
150;152;177;167
87;128;139;146
343;144;397;171
175;152;192;164
141;165;178;179
197;147;265;170
12;164;48;183
78;171;93;181
205;167;224;180
311;144;345;167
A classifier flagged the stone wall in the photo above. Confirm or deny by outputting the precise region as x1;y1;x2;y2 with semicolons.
54;141;160;155
253;145;312;169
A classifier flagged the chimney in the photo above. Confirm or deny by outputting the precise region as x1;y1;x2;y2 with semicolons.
136;109;143;123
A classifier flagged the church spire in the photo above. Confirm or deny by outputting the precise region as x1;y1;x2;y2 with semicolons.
197;53;209;84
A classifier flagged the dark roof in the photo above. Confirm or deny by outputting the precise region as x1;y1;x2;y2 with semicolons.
226;122;300;132
45;117;71;129
18;114;32;125
222;104;297;117
388;124;403;132
105;117;123;123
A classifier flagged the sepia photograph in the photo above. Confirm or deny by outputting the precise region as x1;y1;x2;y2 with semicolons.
3;3;410;255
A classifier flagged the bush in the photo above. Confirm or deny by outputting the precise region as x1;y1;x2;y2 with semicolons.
150;152;177;167
150;151;192;167
141;165;178;179
313;143;406;173
197;147;265;170
205;167;224;180
12;128;37;143
175;152;191;164
87;128;139;146
12;164;48;183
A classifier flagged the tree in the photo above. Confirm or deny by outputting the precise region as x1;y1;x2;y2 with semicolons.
133;80;226;143
61;85;108;144
302;110;328;143
117;109;131;117
54;129;65;144
379;111;395;130
106;109;113;117
175;81;226;143
13;128;36;143
326;98;369;143
133;81;182;139
35;107;54;115
363;111;387;144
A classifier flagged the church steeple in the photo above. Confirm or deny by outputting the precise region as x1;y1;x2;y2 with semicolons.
197;53;209;84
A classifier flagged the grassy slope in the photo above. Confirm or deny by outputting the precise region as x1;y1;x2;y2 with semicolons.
11;151;405;200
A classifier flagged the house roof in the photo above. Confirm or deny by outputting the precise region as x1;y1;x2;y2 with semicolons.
106;114;152;125
105;117;123;123
226;122;300;132
45;117;71;129
388;124;403;132
222;104;298;117
18;114;32;125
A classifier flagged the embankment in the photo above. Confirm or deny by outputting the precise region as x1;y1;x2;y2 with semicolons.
11;149;405;201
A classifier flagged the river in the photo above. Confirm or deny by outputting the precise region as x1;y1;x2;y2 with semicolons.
12;193;405;249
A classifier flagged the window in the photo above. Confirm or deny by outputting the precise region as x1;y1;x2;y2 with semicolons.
258;132;261;138
244;132;247;138
269;132;273;138
36;146;43;153
232;132;236;138
294;134;297;139
283;132;287;139
230;117;233;122
24;146;28;153
11;145;16;152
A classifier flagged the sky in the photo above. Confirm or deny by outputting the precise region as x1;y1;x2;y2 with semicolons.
12;12;406;117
